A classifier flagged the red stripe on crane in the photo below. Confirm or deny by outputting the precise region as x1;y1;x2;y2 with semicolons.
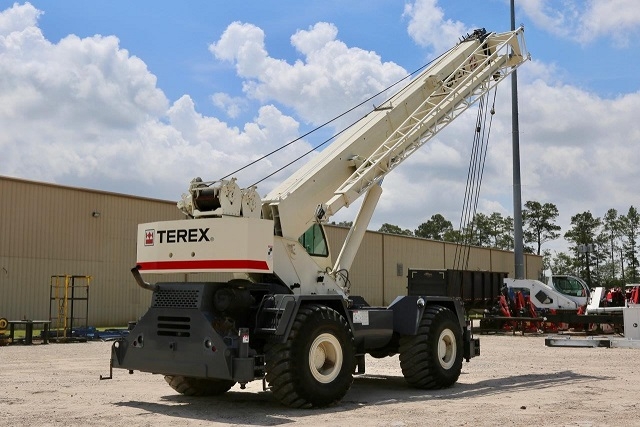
137;260;270;271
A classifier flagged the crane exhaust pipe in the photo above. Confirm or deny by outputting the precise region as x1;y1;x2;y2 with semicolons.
131;266;157;291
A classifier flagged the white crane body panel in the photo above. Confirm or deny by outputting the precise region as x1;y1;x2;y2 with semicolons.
136;217;274;274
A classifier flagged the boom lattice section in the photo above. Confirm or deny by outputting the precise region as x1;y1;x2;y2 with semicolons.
323;29;527;217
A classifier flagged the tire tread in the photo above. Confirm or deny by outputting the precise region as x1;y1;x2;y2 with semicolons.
265;304;354;408
398;305;463;389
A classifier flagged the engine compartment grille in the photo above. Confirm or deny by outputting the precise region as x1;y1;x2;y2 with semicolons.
156;315;191;337
152;288;201;309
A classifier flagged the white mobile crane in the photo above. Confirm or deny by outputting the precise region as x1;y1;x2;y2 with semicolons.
106;28;528;408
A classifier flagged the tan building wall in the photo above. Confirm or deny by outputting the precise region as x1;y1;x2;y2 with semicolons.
0;176;229;326
0;176;542;326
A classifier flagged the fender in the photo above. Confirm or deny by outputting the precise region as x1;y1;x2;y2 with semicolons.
387;295;468;335
388;295;478;361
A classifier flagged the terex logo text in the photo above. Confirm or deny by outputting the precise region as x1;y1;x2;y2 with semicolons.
155;228;211;243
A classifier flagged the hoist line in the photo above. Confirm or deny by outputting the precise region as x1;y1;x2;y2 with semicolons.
458;91;495;270
453;87;498;274
460;88;498;269
454;96;484;270
453;95;487;271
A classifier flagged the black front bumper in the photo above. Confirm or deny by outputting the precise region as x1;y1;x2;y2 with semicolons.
111;306;263;383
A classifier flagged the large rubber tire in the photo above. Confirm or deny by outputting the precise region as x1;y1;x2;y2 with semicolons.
164;375;235;396
398;305;463;389
265;304;355;408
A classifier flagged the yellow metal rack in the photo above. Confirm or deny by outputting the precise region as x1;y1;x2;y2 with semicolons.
49;275;91;341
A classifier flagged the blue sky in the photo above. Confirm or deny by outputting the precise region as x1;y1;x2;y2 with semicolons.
1;0;640;254
28;1;639;118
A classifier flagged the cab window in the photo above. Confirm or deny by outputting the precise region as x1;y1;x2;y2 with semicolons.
298;224;328;257
553;277;586;297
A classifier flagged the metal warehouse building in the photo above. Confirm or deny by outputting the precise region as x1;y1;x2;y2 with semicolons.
0;176;542;326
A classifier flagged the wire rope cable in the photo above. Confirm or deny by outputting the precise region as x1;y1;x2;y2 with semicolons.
452;87;499;274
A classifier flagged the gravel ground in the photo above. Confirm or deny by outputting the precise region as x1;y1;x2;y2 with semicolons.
1;334;639;426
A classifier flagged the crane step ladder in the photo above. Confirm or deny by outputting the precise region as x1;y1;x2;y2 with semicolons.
49;275;91;342
254;295;296;334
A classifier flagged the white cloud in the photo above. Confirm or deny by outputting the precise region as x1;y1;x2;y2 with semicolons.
209;21;269;77
581;1;640;45
0;3;307;199
403;0;474;56
290;21;338;55
211;92;247;118
0;7;168;133
512;74;640;246
0;1;40;34
520;0;640;45
209;21;408;128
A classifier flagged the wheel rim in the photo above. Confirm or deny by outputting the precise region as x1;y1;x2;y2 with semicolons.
308;332;343;383
437;328;456;370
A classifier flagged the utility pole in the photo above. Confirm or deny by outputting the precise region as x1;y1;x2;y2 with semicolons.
511;0;525;279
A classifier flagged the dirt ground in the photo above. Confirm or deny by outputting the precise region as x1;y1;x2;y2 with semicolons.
1;333;639;427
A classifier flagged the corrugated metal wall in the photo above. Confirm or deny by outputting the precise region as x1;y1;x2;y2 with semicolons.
0;176;542;326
